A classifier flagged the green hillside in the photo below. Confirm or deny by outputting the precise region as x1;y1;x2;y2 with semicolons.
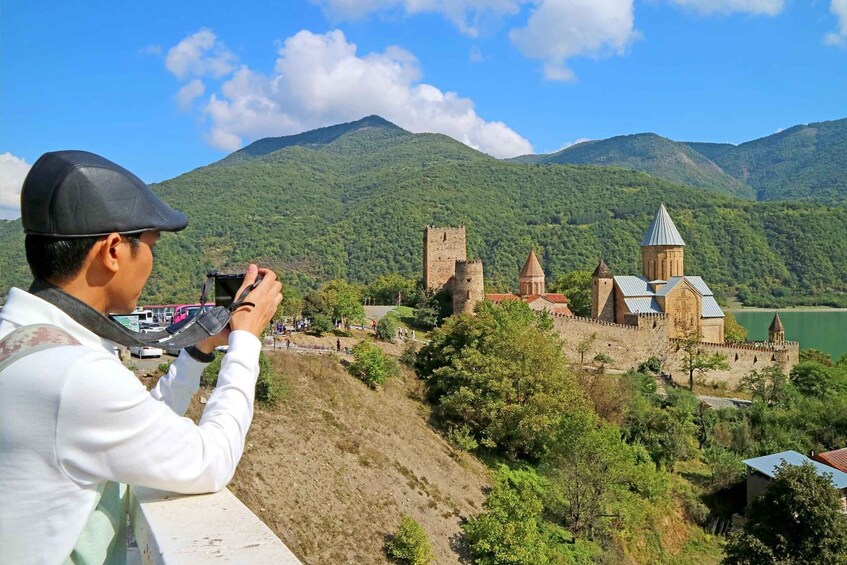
689;118;847;201
3;116;847;308
524;133;755;199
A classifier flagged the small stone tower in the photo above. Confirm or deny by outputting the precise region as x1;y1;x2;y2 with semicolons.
591;259;615;322
519;249;545;295
768;314;786;343
423;226;467;291
641;204;686;282
453;260;485;315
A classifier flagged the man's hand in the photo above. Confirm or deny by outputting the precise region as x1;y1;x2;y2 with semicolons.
228;264;283;337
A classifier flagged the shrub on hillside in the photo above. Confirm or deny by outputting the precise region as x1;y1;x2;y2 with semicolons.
377;315;396;342
385;515;433;565
349;340;400;389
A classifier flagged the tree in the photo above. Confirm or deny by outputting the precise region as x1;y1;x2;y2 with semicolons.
376;315;396;342
576;332;597;368
723;311;748;343
416;300;586;457
462;467;550;565
349;340;399;389
367;274;417;306
548;270;592;317
723;462;847;564
739;365;793;406
541;413;663;539
676;329;730;390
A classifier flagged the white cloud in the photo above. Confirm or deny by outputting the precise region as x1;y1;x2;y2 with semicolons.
825;0;847;46
312;0;524;35
0;153;31;220
509;0;639;82
165;28;237;80
174;79;206;110
667;0;785;16
188;29;531;158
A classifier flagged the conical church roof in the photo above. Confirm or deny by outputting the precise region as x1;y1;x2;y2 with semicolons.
592;259;613;278
641;203;686;247
769;313;785;332
520;249;544;278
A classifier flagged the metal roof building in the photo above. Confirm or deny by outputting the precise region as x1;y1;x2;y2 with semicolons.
744;450;847;489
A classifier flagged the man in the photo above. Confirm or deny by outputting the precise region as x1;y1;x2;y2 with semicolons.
0;150;282;563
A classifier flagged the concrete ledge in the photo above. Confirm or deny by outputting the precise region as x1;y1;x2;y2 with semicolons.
129;486;301;564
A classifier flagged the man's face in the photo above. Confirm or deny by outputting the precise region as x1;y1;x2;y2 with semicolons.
111;230;159;313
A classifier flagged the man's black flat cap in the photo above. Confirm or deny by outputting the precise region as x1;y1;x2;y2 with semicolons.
21;150;188;237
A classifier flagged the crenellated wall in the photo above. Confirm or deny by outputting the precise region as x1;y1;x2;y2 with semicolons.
553;314;799;387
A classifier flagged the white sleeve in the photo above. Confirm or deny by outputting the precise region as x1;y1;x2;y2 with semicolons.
55;331;261;494
149;349;207;416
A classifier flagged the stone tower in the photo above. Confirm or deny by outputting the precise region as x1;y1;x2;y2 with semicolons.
591;259;615;322
641;204;686;281
423;226;467;291
453;260;485;315
519;249;545;295
768;314;786;343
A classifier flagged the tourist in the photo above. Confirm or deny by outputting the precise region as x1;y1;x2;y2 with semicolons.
336;338;341;352
0;150;283;563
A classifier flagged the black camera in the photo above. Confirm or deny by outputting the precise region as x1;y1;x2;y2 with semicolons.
211;273;246;309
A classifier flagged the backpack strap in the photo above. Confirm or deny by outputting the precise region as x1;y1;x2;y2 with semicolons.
0;324;81;373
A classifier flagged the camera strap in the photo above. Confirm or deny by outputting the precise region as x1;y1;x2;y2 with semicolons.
26;276;254;350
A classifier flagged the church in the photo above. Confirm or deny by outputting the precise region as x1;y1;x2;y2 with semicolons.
484;249;573;316
591;204;726;342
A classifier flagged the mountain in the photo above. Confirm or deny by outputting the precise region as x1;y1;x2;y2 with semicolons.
685;118;847;201
3;116;847;308
515;117;847;202
516;133;755;199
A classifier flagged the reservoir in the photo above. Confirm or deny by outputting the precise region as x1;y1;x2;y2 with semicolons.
731;310;847;361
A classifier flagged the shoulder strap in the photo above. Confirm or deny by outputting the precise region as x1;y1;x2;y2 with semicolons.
0;324;81;373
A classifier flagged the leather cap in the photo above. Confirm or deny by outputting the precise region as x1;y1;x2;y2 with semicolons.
21;150;188;237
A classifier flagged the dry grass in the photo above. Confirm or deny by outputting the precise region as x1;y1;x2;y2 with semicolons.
186;350;489;564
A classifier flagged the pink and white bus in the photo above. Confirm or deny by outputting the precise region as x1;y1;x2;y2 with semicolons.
171;303;214;325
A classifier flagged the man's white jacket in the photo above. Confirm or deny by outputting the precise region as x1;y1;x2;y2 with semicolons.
0;287;261;563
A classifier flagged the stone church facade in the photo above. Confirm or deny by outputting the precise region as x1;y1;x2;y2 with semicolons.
592;204;725;342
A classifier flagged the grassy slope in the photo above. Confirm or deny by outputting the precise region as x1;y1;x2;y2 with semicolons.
186;347;490;564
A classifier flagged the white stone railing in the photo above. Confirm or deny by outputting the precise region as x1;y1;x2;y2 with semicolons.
129;486;302;564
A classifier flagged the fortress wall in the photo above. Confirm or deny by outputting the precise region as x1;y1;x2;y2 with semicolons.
552;314;669;369
664;340;800;389
554;316;800;389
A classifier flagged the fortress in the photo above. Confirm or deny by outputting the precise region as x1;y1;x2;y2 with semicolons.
422;205;799;388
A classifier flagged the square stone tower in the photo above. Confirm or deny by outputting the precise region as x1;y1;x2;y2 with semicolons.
423;226;467;290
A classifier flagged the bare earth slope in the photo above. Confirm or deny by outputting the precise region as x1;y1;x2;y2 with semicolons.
189;350;490;564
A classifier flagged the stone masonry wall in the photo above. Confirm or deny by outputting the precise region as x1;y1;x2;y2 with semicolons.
423;226;467;291
553;315;799;389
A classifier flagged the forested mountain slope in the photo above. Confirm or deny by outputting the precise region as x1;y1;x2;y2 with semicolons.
2;117;847;308
516;133;755;199
686;117;847;201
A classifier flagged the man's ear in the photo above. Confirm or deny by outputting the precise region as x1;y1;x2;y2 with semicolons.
98;233;123;274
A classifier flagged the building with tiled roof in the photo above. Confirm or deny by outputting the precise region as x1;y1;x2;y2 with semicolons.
813;448;847;474
591;204;726;342
482;250;573;316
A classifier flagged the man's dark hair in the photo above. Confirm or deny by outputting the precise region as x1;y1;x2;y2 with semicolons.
25;234;141;282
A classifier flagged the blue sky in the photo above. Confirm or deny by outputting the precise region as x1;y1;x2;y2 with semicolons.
2;0;846;218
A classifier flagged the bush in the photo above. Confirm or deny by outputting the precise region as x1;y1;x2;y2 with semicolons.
446;424;479;451
377;315;396;342
385;515;433;565
638;356;663;375
157;362;172;374
310;314;333;336
399;342;418;368
349;340;400;389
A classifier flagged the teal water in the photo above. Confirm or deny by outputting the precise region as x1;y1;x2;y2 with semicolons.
731;310;847;361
